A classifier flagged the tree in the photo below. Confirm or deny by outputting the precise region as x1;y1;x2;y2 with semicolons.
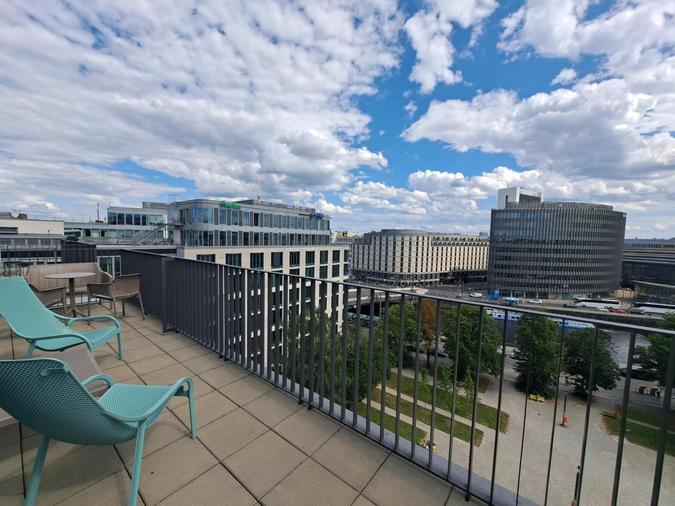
513;316;561;397
376;299;417;369
635;314;675;387
440;305;502;382
564;328;619;398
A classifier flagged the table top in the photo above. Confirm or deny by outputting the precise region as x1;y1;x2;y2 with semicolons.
45;272;95;279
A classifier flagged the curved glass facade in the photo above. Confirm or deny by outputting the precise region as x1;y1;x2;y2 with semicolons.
488;203;626;297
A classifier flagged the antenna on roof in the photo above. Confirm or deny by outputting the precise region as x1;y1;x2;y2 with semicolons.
257;177;262;202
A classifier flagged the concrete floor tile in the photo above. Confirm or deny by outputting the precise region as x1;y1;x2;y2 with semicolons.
313;429;388;492
220;375;273;406
274;408;340;455
171;390;237;429
224;431;305;498
123;344;164;364
168;343;209;362
57;470;141;506
140;363;193;385
158;464;256;506
199;363;248;389
362;454;452;506
128;353;178;377
263;458;358;506
129;437;217;505
182;353;225;374
116;412;189;465
243;389;301;427
352;495;376;506
198;409;267;461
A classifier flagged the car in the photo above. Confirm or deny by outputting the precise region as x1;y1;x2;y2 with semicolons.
527;299;543;304
628;307;647;314
619;366;652;380
597;307;609;312
609;308;626;313
469;292;483;298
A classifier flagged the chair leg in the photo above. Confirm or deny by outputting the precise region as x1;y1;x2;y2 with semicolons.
129;422;147;506
187;380;197;439
122;300;126;317
111;300;118;319
25;342;36;358
116;330;123;360
25;436;50;506
137;292;146;320
87;291;91;317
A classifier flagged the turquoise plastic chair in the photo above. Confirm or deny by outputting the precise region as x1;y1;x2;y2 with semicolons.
0;277;123;359
0;358;197;506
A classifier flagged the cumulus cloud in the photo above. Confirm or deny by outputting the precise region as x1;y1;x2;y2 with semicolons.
551;67;577;85
405;0;498;93
0;1;401;214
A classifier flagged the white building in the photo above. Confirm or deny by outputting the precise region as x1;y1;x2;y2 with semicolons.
351;229;489;286
497;187;542;209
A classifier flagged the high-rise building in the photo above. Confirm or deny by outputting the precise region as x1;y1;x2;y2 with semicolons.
488;189;626;298
351;229;488;286
497;187;542;209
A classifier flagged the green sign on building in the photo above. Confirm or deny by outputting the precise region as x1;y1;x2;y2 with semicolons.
219;202;241;209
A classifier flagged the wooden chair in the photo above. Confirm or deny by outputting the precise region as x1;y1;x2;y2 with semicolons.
87;273;145;319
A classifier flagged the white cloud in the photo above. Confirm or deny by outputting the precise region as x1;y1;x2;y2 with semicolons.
551;67;577;85
405;0;497;93
404;101;418;118
0;1;402;215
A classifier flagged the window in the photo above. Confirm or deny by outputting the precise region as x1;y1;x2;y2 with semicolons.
320;250;328;264
305;267;315;277
219;208;226;225
196;254;215;262
125;214;133;225
231;231;239;246
232;210;239;225
225;253;241;266
332;265;340;277
272;214;279;227
306;251;315;265
290;251;300;266
332;250;340;262
290;268;300;276
253;213;259;226
141;215;147;226
253;232;260;246
250;253;264;269
320;266;328;279
263;213;270;227
243;232;250;246
219;231;227;246
242;211;250;226
271;252;283;269
343;264;349;276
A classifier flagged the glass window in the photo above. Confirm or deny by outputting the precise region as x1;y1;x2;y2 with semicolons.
271;252;283;268
263;213;270;227
243;232;249;246
250;253;264;269
141;215;147;226
108;213;117;224
253;232;260;246
242;211;250;226
117;213;125;225
305;267;315;277
232;210;239;225
219;208;226;225
263;233;269;246
225;253;241;266
253;213;259;226
320;266;328;279
320;250;328;264
196;254;215;262
272;214;279;227
332;250;340;262
332;264;340;277
125;214;133;225
306;251;315;265
290;251;300;266
219;231;227;246
290;268;300;276
231;231;239;246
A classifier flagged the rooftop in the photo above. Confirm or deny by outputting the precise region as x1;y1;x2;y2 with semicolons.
0;305;474;506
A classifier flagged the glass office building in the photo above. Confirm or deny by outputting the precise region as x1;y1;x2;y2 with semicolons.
488;202;626;298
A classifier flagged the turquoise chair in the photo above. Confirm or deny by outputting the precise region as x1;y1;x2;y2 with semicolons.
0;358;197;506
0;277;123;359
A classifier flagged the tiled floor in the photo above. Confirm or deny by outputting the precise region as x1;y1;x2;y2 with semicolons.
0;305;478;505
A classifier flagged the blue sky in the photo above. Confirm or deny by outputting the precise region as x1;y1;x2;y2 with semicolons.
1;1;674;236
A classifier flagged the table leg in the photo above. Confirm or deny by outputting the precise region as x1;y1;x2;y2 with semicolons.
69;278;77;317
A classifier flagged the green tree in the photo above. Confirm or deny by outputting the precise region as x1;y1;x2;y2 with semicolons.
420;299;438;369
440;305;501;382
376;299;417;369
564;328;619;398
635;314;675;387
513;316;561;397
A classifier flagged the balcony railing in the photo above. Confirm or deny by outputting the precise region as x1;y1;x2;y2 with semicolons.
119;249;675;506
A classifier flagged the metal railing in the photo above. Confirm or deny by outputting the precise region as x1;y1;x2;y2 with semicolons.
119;249;675;506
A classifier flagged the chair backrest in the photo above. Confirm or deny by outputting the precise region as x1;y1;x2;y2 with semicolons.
111;273;141;297
0;277;65;338
23;262;111;291
0;358;136;445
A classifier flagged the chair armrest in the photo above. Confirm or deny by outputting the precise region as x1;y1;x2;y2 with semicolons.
26;333;94;350
100;377;193;423
32;285;66;295
56;313;120;329
81;374;116;388
87;282;113;296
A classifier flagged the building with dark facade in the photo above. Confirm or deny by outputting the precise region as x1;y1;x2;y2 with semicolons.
488;198;626;299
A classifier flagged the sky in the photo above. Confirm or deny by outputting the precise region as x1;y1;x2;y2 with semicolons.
0;0;674;237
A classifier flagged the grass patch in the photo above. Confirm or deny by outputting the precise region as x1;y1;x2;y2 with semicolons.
618;406;675;431
372;389;483;446
358;403;426;443
386;372;509;432
602;413;675;457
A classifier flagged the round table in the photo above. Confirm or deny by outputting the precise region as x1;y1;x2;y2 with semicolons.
45;272;95;316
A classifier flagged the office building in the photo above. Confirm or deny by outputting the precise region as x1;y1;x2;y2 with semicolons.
497;187;542;209
331;230;364;246
622;237;675;290
0;213;65;273
488;191;626;298
351;229;488;286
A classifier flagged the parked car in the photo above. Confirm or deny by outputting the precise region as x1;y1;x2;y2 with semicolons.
469;292;483;298
527;299;543;305
628;307;647;314
619;366;652;380
609;308;626;313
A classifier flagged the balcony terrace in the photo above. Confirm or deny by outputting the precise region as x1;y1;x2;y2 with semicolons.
0;249;673;505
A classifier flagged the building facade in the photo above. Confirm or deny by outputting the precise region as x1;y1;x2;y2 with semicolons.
170;199;330;249
0;214;65;274
622;238;675;288
351;229;488;286
488;201;626;298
